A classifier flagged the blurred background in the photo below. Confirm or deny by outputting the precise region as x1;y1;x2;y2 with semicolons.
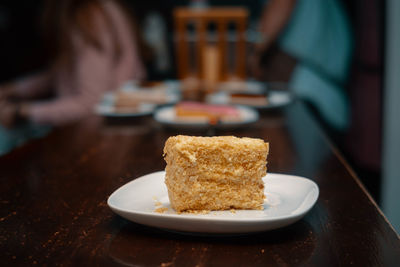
0;0;398;231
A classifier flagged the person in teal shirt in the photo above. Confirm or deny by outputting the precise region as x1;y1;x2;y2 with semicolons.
252;0;352;130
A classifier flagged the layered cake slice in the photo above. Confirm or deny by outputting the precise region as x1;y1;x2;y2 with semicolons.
163;135;269;212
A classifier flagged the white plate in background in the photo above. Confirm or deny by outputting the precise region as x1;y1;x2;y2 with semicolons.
153;105;259;130
207;90;294;109
95;97;156;117
95;81;181;117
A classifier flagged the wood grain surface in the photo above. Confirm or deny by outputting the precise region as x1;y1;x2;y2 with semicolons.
0;102;399;266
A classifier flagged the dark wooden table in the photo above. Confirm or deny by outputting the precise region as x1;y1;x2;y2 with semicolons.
1;102;399;266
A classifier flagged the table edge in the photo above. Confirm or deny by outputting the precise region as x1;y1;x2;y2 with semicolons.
323;130;400;239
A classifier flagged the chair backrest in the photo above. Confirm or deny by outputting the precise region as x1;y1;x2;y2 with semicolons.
174;7;248;83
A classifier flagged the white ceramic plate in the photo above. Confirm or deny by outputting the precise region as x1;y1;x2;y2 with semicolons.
153;105;259;130
107;171;319;234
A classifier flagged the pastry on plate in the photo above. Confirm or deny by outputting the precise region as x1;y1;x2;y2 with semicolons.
163;135;269;212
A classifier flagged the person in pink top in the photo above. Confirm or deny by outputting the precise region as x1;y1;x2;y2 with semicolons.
0;0;146;127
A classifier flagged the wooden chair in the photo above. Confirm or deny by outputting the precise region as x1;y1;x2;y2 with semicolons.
174;7;248;86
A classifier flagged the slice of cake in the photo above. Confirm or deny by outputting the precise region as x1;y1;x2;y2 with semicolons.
230;93;269;106
163;135;269;212
175;102;241;123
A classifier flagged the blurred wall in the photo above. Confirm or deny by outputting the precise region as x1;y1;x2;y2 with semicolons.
341;0;384;201
0;1;45;82
382;0;400;234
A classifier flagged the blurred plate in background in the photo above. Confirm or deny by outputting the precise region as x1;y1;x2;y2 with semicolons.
208;81;294;109
95;80;181;117
153;104;259;130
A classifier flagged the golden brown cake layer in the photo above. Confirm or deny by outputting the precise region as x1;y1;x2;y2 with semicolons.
163;135;269;212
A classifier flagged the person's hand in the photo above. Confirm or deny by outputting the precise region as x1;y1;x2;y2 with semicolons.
0;99;18;128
